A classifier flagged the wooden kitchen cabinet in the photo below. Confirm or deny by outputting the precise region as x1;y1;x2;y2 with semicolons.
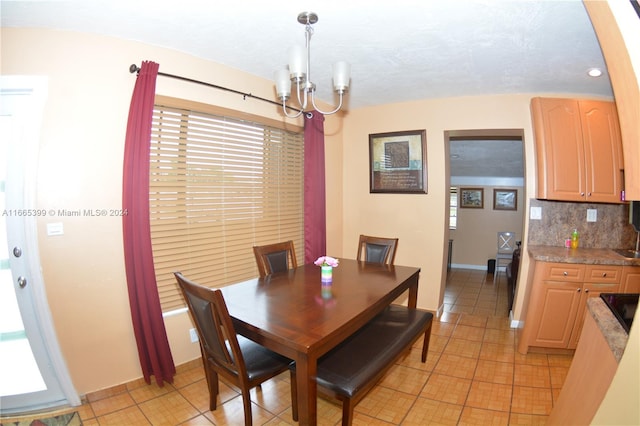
621;265;640;293
519;262;622;353
519;262;583;352
568;265;621;349
531;97;624;203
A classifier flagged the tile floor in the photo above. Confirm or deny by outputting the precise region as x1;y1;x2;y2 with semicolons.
1;268;573;425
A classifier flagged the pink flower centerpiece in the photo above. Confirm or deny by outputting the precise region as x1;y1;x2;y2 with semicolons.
314;256;339;282
314;256;340;268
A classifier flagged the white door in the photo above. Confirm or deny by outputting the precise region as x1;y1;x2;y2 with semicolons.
0;77;79;414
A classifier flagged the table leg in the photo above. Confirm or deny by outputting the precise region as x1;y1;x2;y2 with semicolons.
295;354;317;425
408;276;419;309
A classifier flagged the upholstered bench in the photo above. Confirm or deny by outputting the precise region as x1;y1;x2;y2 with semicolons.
291;306;433;425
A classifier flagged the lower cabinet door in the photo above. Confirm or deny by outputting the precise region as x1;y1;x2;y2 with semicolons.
622;266;640;293
531;282;582;348
568;283;620;349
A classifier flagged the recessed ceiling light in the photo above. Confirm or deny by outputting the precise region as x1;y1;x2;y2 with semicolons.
587;68;603;77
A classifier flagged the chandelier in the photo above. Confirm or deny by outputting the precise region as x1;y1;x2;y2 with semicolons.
274;12;351;118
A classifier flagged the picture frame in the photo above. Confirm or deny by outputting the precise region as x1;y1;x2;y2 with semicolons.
369;129;427;194
460;188;484;208
493;189;518;211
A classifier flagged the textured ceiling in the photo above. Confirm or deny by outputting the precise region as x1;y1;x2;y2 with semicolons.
450;139;524;178
1;0;610;178
1;0;612;109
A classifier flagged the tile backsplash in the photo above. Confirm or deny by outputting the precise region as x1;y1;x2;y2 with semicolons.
527;198;638;249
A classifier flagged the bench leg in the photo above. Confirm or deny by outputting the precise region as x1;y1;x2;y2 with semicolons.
342;398;355;426
421;322;432;363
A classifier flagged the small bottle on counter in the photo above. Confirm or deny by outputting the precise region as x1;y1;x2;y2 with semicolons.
571;228;579;249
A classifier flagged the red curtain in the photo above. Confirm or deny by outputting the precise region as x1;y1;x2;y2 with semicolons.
304;112;327;263
122;61;175;386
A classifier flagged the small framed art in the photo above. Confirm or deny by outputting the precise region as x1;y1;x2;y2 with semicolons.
493;189;517;211
460;188;484;208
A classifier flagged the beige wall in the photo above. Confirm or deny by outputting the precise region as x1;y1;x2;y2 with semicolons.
450;185;525;267
3;26;636;424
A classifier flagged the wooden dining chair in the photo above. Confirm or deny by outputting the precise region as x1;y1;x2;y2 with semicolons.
253;240;297;277
356;234;398;265
174;272;294;426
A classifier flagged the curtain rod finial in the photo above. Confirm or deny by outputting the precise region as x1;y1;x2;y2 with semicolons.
129;64;140;74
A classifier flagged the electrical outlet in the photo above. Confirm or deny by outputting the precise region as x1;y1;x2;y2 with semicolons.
189;328;199;343
587;209;597;222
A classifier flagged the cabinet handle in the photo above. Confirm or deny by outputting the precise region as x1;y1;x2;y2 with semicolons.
601;272;607;277
577;288;581;292
563;271;568;276
580;192;585;197
585;289;589;293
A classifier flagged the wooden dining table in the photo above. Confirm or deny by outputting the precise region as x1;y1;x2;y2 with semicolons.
220;258;420;425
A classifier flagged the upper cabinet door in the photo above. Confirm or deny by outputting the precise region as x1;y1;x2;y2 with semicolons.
579;100;624;203
532;97;586;202
531;97;624;203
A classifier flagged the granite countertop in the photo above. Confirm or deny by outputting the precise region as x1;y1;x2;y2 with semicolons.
586;297;629;362
528;245;640;266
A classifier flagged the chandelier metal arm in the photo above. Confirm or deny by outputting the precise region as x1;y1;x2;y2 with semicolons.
281;98;304;119
311;92;344;115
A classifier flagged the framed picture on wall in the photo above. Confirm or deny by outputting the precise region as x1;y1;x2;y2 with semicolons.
493;189;517;211
460;188;484;208
369;129;427;193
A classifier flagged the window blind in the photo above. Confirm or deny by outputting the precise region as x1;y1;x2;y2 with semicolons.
149;101;304;312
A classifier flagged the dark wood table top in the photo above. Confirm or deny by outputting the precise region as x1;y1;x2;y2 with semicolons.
222;259;420;357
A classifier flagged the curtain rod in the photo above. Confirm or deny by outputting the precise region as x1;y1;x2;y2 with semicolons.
129;64;304;114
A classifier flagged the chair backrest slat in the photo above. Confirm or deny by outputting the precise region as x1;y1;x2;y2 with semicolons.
175;272;247;377
497;232;516;253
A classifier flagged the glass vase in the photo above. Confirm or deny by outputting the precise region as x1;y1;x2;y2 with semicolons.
321;265;333;282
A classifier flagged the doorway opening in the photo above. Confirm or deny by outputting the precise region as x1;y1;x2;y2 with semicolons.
446;129;525;270
444;129;525;315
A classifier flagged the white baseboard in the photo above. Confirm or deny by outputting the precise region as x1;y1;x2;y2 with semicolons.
450;263;507;272
509;310;523;329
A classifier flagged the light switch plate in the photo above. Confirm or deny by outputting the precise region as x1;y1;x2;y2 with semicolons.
587;209;597;222
530;206;542;220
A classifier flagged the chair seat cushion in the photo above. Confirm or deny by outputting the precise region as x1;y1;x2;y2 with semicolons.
235;335;293;381
316;306;433;398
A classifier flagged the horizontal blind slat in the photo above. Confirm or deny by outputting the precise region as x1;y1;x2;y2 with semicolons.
149;101;304;312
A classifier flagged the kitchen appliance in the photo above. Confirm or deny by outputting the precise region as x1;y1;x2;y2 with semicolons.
600;293;639;333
